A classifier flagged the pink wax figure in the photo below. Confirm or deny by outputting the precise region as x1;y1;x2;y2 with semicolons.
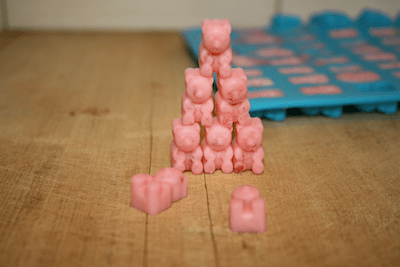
170;118;203;174
131;168;188;215
182;68;214;126
232;117;264;174
229;185;266;233
215;68;251;127
201;117;233;174
199;19;233;78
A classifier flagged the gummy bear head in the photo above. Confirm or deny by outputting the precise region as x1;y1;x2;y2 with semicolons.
185;68;213;103
204;117;232;151
172;118;201;152
235;117;263;152
202;19;232;54
218;68;248;105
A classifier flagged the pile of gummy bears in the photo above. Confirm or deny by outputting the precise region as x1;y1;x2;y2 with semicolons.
131;19;266;233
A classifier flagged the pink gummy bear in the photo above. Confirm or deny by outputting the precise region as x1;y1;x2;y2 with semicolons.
170;118;203;175
232;117;264;174
155;167;188;202
229;185;266;233
182;68;214;126
131;168;188;215
199;19;233;78
201;117;233;174
215;68;251;127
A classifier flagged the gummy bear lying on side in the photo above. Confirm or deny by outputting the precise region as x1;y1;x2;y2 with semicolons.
131;167;188;215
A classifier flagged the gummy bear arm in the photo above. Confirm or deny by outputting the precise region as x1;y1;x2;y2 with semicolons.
224;146;234;160
171;142;186;161
219;46;233;62
199;43;213;64
242;98;251;112
253;146;264;160
234;145;244;159
203;145;216;161
192;146;203;160
182;94;195;112
216;94;231;112
201;97;214;113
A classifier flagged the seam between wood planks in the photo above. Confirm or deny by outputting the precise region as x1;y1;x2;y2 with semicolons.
204;174;220;267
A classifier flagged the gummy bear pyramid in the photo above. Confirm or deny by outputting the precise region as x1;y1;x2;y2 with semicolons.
171;19;265;175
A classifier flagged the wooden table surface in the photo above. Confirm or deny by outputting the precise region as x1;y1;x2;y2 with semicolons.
0;31;399;267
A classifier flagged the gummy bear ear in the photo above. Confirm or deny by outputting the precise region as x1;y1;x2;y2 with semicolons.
235;68;247;83
202;19;211;30
252;117;264;132
222;19;232;34
235;122;244;133
185;68;196;83
172;118;182;132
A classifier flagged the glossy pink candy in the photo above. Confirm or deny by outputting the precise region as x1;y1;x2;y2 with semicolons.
215;68;251;127
170;118;203;174
199;19;233;78
130;168;188;215
201;117;233;174
182;68;214;126
232;117;264;174
229;185;266;233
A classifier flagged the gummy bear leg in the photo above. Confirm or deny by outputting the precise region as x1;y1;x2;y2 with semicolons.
218;64;232;78
182;113;195;125
200;65;213;77
204;161;216;174
219;115;233;128
234;162;245;173
172;161;186;172
201;115;213;127
252;161;264;175
191;161;203;175
221;161;233;174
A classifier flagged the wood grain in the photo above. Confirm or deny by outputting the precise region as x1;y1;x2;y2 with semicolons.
0;31;399;267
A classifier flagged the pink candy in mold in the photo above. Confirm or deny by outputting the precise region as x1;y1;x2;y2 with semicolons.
182;68;214;126
201;117;233;174
170;118;203;174
232;117;264;174
215;68;251;127
229;185;266;233
199;19;233;78
130;168;188;215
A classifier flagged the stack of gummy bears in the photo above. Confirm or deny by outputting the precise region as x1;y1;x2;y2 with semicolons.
131;20;267;232
171;19;265;175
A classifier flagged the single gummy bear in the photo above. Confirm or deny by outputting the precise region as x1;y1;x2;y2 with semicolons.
229;185;266;233
199;19;233;78
232;117;264;174
182;68;214;126
215;68;251;127
131;174;173;215
155;167;188;203
131;167;188;215
201;117;233;174
171;118;203;175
